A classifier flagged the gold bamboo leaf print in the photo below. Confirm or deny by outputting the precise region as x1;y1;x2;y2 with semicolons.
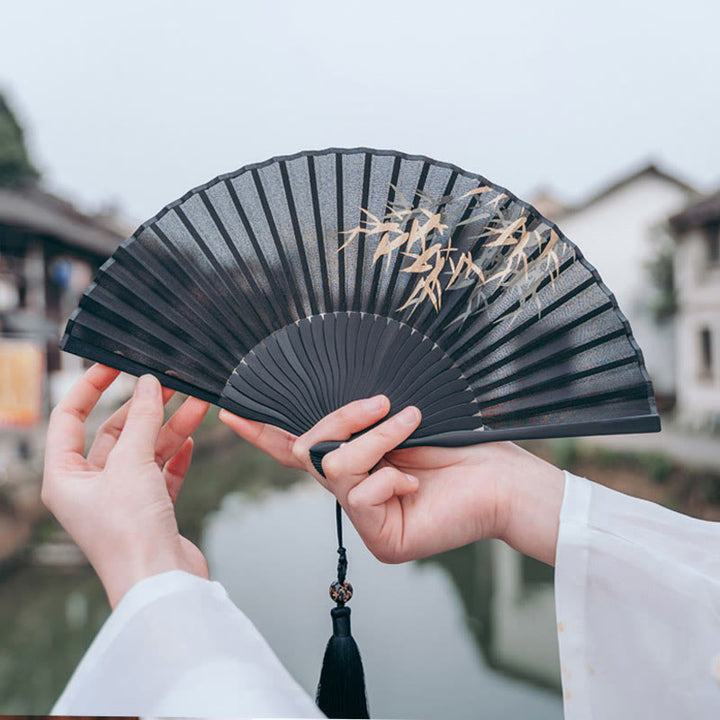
339;184;572;323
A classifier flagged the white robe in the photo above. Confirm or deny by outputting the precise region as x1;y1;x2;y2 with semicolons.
52;472;720;718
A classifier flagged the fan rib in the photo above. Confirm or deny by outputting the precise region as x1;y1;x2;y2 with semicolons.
434;200;548;349
343;312;364;403
223;177;288;328
368;155;402;313
96;257;237;369
473;355;638;410
463;307;620;384
266;329;326;424
284;325;328;420
197;189;273;337
390;337;461;408
61;332;223;405
117;239;243;364
280;160;319;316
353;153;373;313
143;224;248;359
455;276;600;368
250;341;324;427
407;175;479;334
335;153;347;309
473;327;630;395
250;168;306;318
379;160;430;318
398;413;660;449
391;160;433;317
68;312;227;391
78;286;232;381
472;329;630;398
414;409;482;436
446;256;587;362
482;384;652;425
172;205;261;347
298;317;334;416
373;322;418;404
333;312;351;406
230;352;314;432
306;155;333;312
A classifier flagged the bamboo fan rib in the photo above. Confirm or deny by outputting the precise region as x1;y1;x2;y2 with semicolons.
61;148;660;458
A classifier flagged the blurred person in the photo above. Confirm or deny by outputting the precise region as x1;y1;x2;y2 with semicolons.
43;365;720;718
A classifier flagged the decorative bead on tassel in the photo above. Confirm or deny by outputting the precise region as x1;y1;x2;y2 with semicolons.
316;501;369;719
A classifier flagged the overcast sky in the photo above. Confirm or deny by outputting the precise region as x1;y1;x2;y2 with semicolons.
2;0;718;227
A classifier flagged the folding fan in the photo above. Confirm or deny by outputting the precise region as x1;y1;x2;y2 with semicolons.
60;148;660;718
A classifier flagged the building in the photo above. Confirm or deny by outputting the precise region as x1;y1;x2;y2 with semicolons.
669;191;720;428
0;185;126;408
535;164;697;402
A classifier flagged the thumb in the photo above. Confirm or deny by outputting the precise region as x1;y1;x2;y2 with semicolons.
115;375;164;462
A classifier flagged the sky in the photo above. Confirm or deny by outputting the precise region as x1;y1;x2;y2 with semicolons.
1;0;718;228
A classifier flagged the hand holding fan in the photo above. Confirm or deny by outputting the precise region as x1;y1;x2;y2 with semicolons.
60;148;659;717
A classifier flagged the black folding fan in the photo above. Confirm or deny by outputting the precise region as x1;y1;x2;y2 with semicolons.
60;148;660;718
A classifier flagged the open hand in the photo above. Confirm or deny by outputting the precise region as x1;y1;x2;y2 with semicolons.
42;365;210;607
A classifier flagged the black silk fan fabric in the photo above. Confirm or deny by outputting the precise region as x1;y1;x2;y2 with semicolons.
60;148;660;451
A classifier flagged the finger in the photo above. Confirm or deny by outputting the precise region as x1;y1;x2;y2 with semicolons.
292;395;391;470
219;410;302;469
45;364;120;467
344;467;420;564
113;375;164;462
321;406;421;492
87;386;175;468
163;437;194;503
155;396;209;466
346;466;419;510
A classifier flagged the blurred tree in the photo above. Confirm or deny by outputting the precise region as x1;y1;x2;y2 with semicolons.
0;92;39;187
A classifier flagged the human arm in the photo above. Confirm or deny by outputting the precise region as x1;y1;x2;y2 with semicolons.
219;398;565;565
556;471;720;719
44;365;323;717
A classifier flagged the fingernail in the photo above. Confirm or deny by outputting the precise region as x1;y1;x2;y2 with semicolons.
406;473;419;486
397;406;420;425
363;395;387;411
135;375;159;399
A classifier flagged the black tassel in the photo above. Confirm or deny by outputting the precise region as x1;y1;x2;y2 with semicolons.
316;605;369;718
316;501;369;718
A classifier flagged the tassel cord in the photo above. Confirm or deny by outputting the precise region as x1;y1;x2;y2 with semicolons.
336;499;348;591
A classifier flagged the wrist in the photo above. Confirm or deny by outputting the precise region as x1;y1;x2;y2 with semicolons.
494;443;565;565
92;539;189;609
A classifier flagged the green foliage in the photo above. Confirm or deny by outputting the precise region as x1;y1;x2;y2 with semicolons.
550;438;579;469
637;451;672;483
0;93;39;187
588;446;622;469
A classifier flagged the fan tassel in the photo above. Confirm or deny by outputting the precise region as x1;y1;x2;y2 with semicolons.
316;501;369;719
317;605;369;719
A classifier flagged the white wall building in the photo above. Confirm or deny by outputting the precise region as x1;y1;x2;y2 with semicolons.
670;191;720;428
538;165;696;399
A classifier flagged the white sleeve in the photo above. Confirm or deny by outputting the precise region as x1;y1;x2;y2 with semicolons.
555;471;720;719
51;570;324;718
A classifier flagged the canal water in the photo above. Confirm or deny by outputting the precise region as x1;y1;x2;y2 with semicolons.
0;441;563;718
